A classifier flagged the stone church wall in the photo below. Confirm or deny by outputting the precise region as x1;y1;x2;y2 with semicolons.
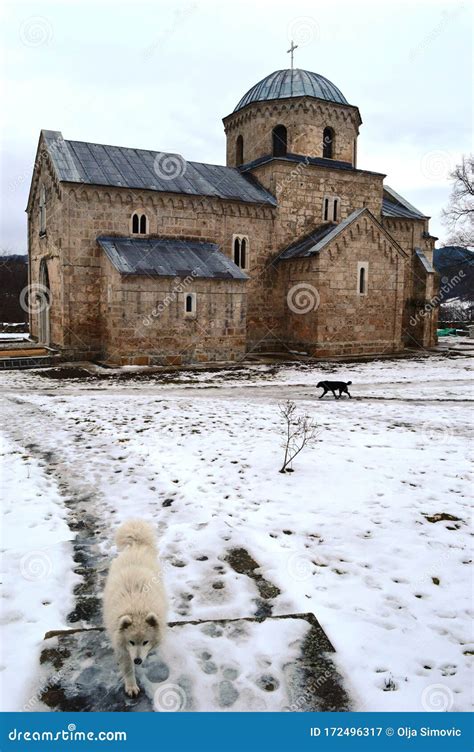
273;213;406;356
100;256;247;366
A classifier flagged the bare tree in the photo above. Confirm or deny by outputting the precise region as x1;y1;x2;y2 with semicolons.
279;400;319;474
442;155;474;249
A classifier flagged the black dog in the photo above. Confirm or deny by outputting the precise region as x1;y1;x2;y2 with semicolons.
317;380;352;399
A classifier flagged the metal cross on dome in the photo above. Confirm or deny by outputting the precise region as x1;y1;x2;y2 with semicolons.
287;40;298;69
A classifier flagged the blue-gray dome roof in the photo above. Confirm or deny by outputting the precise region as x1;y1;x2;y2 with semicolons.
234;69;348;112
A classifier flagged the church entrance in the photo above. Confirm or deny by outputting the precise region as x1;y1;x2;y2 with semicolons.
38;259;51;346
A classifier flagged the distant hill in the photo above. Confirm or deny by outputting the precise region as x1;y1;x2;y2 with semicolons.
432;246;474;302
0;254;28;323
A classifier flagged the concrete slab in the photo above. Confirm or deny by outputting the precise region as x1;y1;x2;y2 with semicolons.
29;613;352;712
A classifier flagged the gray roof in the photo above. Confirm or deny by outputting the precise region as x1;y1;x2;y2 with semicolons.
278;209;365;260
41;130;276;206
382;185;426;219
415;248;435;273
97;236;248;280
234;69;348;112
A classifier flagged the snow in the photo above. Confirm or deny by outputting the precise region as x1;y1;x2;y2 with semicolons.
0;348;472;712
0;435;78;711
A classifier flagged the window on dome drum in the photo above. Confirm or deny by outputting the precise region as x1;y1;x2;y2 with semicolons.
184;293;196;316
236;135;244;166
323;127;334;159
272;125;287;157
233;235;248;269
357;262;368;295
39;185;46;235
131;212;148;235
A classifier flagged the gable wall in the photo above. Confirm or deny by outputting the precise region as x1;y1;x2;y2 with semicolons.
273;214;406;356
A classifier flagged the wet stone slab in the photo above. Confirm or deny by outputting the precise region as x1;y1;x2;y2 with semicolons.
29;613;352;712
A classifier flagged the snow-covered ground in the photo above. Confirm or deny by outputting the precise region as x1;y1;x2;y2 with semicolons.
0;346;472;712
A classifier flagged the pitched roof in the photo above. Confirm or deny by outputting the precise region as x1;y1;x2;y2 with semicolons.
278;209;366;260
415;248;435;273
40;130;276;206
382;185;427;219
278;207;408;261
97;236;248;280
239;152;385;177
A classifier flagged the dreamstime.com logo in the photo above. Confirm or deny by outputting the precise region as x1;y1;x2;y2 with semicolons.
286;552;314;582
409;270;465;326
287;283;320;314
20;550;53;582
19;16;53;47
153;152;187;181
8;724;127;743
20;283;51;315
421;683;454;712
153;683;187;711
143;272;197;325
287;16;320;46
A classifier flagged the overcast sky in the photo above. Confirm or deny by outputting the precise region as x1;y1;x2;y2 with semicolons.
1;0;472;253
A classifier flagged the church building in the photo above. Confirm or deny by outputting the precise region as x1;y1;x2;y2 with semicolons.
27;67;438;365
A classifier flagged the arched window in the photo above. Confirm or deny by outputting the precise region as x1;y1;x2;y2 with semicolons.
333;198;339;222
358;263;368;295
323;127;334;159
39;185;46;235
184;293;196;315
272;125;287;157
233;235;249;269
236;135;244;166
132;212;148;234
323;198;329;222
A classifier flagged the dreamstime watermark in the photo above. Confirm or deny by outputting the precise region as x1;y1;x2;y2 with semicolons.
276;157;310;198
421;420;453;445
23;668;63;711
143;273;197;326
143;3;197;59
283;669;334;711
287;16;320;46
20;550;53;582
420;149;456;182
19;16;53;47
153;683;187;711
287;283;320;314
286;552;313;582
409;270;465;326
409;4;466;61
20;283;51;315
421;683;454;712
153;153;187;181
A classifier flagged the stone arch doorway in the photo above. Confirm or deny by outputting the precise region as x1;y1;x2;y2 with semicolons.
38;259;51;345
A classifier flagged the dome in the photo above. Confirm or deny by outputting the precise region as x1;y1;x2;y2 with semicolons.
234;69;348;112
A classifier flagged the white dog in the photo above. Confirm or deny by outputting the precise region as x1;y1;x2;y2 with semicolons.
103;519;167;697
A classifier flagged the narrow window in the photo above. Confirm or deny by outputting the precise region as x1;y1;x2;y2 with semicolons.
323;198;329;222
140;214;147;234
272;125;287;157
236;135;244;166
323;127;334;159
132;213;139;234
184;293;196;315
333;199;338;221
358;265;368;295
39;185;46;235
233;237;241;266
